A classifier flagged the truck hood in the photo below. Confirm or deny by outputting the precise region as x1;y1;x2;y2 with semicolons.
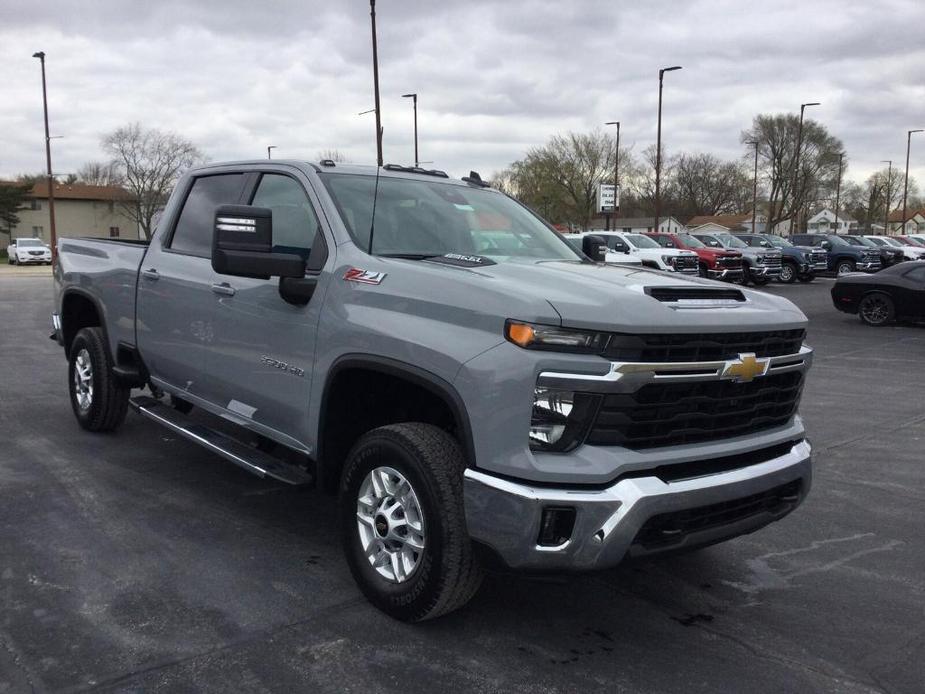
420;258;806;333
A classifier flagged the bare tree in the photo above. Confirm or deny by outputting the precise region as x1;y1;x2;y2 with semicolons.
77;161;124;187
103;123;205;239
671;153;751;218
844;168;917;231
317;149;350;163
741;113;844;233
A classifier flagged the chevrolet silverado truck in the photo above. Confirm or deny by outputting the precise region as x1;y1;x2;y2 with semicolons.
790;233;881;276
52;160;813;622
733;233;827;284
582;230;700;274
645;231;743;281
692;231;782;285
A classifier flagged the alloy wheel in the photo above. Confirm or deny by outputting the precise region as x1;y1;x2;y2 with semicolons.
860;296;890;325
356;466;425;583
73;348;94;411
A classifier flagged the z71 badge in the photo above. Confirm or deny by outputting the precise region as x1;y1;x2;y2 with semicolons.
344;268;387;285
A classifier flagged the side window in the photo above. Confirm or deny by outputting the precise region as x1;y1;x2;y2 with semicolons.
251;174;323;267
170;174;245;257
904;266;925;285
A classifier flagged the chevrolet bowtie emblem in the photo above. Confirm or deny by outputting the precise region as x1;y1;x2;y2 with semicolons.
721;353;770;383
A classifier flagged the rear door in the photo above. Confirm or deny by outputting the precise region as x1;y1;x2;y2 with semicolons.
896;265;925;317
136;172;248;397
200;170;331;448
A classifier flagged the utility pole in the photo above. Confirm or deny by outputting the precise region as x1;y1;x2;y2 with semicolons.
32;51;57;260
833;152;844;234
654;66;681;233
606;121;620;227
881;160;892;235
402;93;418;167
901;129;923;234
370;0;383;167
790;102;820;234
749;140;759;234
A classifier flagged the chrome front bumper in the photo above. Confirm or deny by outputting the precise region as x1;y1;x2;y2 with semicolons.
751;265;781;277
706;267;744;279
465;440;811;571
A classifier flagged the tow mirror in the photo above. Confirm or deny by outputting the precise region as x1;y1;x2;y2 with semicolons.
582;234;608;261
212;205;304;280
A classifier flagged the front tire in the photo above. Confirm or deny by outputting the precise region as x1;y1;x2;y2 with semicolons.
751;273;770;286
340;423;483;622
778;262;797;283
68;327;130;431
836;260;856;276
858;292;895;326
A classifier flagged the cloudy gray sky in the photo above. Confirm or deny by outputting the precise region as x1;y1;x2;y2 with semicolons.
1;0;923;187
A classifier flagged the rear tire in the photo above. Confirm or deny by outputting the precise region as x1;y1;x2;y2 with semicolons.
778;262;797;283
68;327;130;432
340;423;483;622
858;292;895;326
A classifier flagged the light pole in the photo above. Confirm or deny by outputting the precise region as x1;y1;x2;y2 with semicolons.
881;160;892;234
654;66;681;233
369;0;383;167
32;51;57;260
790;102;820;234
267;145;276;160
606;121;620;228
833;152;844;234
402;93;418;167
747;140;759;234
901;129;923;233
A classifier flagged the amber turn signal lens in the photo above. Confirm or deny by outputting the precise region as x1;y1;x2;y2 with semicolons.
506;322;536;347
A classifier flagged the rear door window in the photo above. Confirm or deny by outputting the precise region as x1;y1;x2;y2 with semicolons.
169;174;246;257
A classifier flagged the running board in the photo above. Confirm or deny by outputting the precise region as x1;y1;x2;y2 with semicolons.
129;396;313;485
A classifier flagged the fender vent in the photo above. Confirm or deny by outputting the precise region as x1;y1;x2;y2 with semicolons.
645;286;746;303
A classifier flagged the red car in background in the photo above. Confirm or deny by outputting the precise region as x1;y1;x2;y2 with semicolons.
645;231;744;281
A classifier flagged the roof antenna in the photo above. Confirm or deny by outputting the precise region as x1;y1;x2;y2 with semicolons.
368;126;384;255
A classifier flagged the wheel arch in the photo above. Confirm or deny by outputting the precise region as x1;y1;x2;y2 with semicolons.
60;288;109;359
317;355;476;493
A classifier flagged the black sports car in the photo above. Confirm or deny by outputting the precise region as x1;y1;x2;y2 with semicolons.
832;261;925;326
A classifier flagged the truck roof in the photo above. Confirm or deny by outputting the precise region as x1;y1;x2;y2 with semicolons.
187;160;480;189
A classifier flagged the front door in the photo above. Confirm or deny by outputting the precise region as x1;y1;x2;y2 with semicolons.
136;172;248;398
200;171;331;450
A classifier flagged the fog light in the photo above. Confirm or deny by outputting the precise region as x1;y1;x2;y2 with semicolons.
529;388;600;452
538;506;577;547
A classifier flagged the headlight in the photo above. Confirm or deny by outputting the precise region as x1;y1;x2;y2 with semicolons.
505;320;608;353
529;388;600;452
661;255;676;265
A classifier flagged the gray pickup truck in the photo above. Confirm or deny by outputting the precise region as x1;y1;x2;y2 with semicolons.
52;160;813;622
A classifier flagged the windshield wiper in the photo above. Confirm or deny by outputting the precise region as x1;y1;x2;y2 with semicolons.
377;253;445;260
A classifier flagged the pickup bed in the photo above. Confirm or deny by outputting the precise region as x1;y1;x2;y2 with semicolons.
53;160;813;621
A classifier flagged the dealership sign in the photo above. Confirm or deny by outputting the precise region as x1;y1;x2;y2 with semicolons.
597;183;620;213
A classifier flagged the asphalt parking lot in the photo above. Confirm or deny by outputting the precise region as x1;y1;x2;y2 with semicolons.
1;275;923;693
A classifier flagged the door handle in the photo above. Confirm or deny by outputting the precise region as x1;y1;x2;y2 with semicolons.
141;268;159;280
211;282;236;296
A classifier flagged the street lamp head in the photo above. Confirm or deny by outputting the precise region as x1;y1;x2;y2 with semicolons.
660;65;682;74
402;93;416;99
32;51;45;59
802;102;820;108
605;121;620;126
910;129;924;134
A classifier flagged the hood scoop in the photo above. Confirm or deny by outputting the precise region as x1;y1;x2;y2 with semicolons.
645;286;746;306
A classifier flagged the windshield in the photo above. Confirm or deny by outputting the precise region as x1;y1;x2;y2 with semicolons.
677;233;706;248
763;235;793;248
864;237;887;246
321;174;581;262
843;236;866;246
16;239;44;247
847;236;876;247
625;234;660;249
828;236;848;246
904;236;925;247
881;237;903;247
715;233;747;249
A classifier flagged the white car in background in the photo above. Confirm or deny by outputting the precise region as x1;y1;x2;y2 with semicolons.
864;235;925;261
7;238;52;265
562;233;643;267
585;231;699;274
